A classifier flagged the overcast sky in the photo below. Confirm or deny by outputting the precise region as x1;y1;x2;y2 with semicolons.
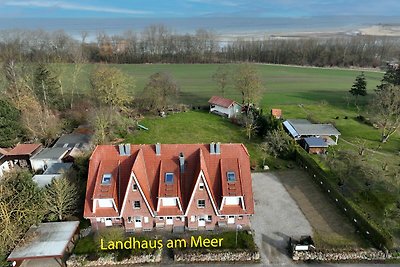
1;0;399;18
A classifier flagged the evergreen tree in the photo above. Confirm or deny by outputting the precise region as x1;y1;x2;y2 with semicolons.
349;72;367;104
0;99;24;147
376;66;400;91
34;64;62;110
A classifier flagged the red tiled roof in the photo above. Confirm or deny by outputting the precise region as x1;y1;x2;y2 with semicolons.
271;109;282;118
84;143;254;218
0;148;10;156
7;144;42;156
208;96;237;108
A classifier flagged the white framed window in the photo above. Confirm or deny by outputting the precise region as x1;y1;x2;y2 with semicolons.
133;201;140;209
167;216;173;220
191;216;196;222
207;215;212;221
159;217;164;220
132;184;138;191
144;217;149;223
197;199;205;208
127;216;132;223
238;215;243;220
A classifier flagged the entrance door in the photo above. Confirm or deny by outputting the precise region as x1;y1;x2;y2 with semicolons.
134;217;142;228
198;216;206;227
227;215;235;224
105;218;113;227
166;216;173;225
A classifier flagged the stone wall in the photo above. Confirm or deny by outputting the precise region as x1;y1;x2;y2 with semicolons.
174;250;260;262
292;249;400;262
66;249;162;266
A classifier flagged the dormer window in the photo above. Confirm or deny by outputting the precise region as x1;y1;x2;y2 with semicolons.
227;171;236;182
165;173;174;184
102;173;112;185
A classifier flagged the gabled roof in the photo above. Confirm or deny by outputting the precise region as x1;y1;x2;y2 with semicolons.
53;133;92;149
84;143;254;219
208;96;237;108
31;147;70;160
0;148;10;156
284;119;341;137
7;144;42;156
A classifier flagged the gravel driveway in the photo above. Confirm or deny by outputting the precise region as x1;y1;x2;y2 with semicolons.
251;172;313;265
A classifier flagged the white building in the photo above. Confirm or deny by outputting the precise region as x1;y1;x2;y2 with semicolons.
208;96;241;118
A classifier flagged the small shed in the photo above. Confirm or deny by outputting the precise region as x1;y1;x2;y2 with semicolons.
7;221;79;267
303;137;328;154
283;119;341;144
271;109;282;119
208;96;241;118
32;163;73;188
5;144;43;170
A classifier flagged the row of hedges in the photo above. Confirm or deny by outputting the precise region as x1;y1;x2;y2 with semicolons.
295;148;394;249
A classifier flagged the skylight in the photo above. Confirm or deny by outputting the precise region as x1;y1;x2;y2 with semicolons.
227;171;236;182
102;173;112;185
165;173;174;184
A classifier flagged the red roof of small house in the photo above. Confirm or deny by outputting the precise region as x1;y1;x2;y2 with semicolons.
84;143;254;218
7;144;42;156
208;96;237;108
0;148;10;156
271;109;282;118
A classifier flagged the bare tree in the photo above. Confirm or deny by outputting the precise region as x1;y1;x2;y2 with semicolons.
234;63;262;107
212;65;230;97
142;72;179;112
372;85;400;143
45;176;79;221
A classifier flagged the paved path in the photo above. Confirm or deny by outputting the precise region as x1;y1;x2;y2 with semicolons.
251;172;313;265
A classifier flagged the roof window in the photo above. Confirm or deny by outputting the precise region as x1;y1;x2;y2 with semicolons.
165;172;174;184
102;173;112;185
227;171;236;182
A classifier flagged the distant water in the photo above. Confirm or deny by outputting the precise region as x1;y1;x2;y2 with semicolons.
1;16;400;40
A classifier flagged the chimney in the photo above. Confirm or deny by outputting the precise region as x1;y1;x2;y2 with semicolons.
215;142;221;154
118;144;125;156
155;143;161;156
179;152;185;173
124;144;131;155
210;142;215;154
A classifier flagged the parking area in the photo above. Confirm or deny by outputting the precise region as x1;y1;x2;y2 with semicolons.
251;172;313;265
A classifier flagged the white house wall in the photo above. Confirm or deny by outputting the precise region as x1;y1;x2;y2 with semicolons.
210;104;240;118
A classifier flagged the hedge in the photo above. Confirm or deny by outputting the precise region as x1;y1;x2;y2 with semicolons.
295;147;394;249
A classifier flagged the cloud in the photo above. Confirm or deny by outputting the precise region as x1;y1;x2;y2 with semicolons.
186;0;240;7
4;1;152;15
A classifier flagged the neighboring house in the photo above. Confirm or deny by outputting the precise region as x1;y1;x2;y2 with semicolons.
84;143;254;232
208;96;241;118
32;162;73;188
53;132;92;151
30;147;71;172
6;143;43;169
303;137;329;154
7;221;79;267
271;109;282;119
0;148;12;177
283;119;341;145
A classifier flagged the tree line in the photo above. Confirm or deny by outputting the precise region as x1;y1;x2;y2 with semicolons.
1;27;400;67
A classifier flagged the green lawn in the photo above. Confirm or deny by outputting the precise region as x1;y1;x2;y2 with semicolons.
125;110;263;165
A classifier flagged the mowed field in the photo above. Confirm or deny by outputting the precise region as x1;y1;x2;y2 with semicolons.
61;63;384;107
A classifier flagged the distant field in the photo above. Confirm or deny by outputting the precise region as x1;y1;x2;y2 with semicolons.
60;63;384;107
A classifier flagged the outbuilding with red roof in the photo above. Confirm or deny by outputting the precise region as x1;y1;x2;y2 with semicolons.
208;96;241;118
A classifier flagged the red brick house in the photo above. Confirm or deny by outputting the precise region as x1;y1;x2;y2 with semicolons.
84;143;254;232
